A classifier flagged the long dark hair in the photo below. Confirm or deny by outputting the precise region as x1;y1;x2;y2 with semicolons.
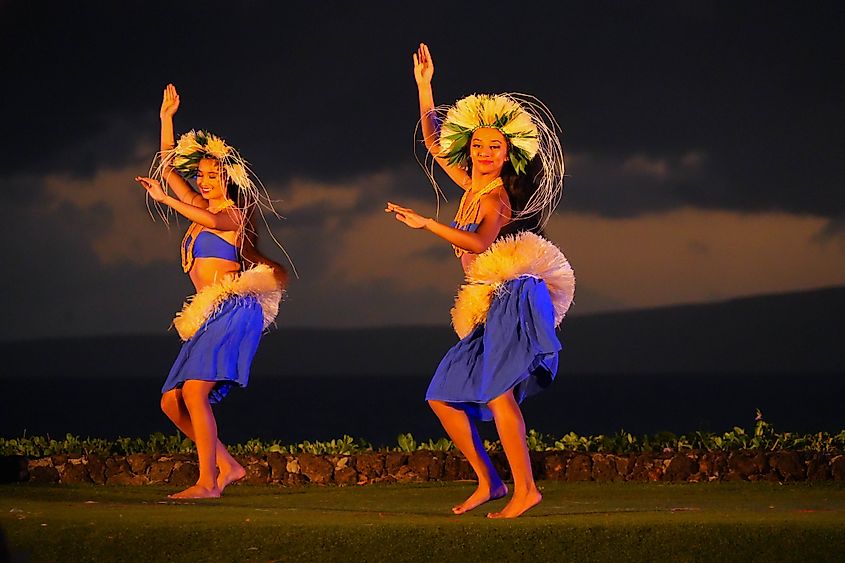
466;153;545;238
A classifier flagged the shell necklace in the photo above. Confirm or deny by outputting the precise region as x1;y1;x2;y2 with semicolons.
180;199;235;273
452;177;503;257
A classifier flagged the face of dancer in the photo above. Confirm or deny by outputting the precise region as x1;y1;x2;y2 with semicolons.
470;128;508;177
196;158;227;201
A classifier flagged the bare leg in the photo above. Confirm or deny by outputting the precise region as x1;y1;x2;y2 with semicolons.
486;391;542;518
160;390;246;492
167;381;221;499
428;400;507;514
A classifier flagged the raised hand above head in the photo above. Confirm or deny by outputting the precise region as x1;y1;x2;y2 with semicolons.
160;83;181;119
413;43;434;86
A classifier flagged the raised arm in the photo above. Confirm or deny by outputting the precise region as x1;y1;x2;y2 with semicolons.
414;43;471;190
136;176;242;231
159;84;206;207
386;191;510;255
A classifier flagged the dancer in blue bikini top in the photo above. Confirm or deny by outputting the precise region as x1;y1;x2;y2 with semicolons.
386;44;574;519
135;84;286;500
183;228;239;264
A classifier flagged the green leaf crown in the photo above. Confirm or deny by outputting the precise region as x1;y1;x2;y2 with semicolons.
167;129;251;190
438;94;541;175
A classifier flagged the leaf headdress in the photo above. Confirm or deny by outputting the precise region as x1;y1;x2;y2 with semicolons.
424;93;565;227
154;130;256;192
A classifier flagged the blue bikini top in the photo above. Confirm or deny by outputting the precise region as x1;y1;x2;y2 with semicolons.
191;231;238;261
181;226;239;273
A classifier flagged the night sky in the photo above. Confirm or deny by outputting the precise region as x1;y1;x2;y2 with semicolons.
2;1;843;340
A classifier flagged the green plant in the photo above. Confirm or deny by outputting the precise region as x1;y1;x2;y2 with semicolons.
2;411;843;457
396;433;417;453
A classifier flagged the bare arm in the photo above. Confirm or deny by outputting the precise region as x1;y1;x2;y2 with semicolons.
159;84;205;207
386;191;509;254
414;43;471;190
136;177;241;231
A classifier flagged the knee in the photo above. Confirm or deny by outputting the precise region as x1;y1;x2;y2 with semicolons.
181;382;211;411
160;391;181;416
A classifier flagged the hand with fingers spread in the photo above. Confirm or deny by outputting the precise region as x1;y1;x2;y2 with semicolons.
160;83;180;120
385;201;429;229
135;176;167;203
412;43;471;188
156;83;198;201
413;42;434;86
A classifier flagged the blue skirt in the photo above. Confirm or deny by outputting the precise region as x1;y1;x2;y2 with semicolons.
426;277;561;421
162;295;264;404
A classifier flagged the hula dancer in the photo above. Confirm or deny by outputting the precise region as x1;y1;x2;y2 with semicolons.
135;84;286;499
386;44;574;518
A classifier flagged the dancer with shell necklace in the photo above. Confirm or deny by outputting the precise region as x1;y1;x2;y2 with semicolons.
386;44;574;518
135;84;287;499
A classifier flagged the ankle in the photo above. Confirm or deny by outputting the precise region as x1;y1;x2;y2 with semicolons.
512;483;539;496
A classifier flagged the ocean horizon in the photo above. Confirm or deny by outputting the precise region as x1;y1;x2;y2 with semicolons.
3;287;842;444
2;373;842;446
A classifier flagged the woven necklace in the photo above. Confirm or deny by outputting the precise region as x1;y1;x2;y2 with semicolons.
180;199;235;273
452;177;503;257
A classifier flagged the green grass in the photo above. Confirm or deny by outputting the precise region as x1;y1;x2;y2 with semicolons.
2;482;845;562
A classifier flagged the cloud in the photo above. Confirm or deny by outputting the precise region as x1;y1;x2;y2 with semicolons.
0;191;185;340
262;168;461;327
4;136;845;339
278;178;363;213
564;149;718;218
41;153;175;266
5;2;843;224
546;208;845;314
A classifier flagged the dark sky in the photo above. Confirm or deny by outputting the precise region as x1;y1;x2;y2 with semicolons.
2;1;844;339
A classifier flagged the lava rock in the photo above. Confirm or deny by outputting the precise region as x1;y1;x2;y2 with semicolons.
566;454;592;482
298;453;333;485
169;462;199;486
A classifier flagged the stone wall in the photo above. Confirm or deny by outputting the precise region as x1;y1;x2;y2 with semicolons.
4;450;844;486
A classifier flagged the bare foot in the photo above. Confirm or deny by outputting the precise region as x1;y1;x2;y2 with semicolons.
167;484;221;499
217;463;246;492
452;482;508;515
487;488;542;519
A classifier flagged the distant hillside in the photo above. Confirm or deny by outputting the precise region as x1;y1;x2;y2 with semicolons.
3;286;843;377
562;286;844;374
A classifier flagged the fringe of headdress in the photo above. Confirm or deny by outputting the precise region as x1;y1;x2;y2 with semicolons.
173;264;283;341
451;232;575;339
417;92;565;228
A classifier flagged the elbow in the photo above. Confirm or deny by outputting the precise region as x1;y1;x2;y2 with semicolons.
459;240;487;255
470;236;496;255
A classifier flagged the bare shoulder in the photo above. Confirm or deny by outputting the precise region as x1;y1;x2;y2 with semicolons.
482;185;511;208
479;187;512;221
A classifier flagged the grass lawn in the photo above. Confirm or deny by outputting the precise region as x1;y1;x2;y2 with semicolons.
2;481;845;562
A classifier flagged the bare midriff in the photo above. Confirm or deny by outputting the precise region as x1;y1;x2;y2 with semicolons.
189;258;240;291
460;253;479;273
